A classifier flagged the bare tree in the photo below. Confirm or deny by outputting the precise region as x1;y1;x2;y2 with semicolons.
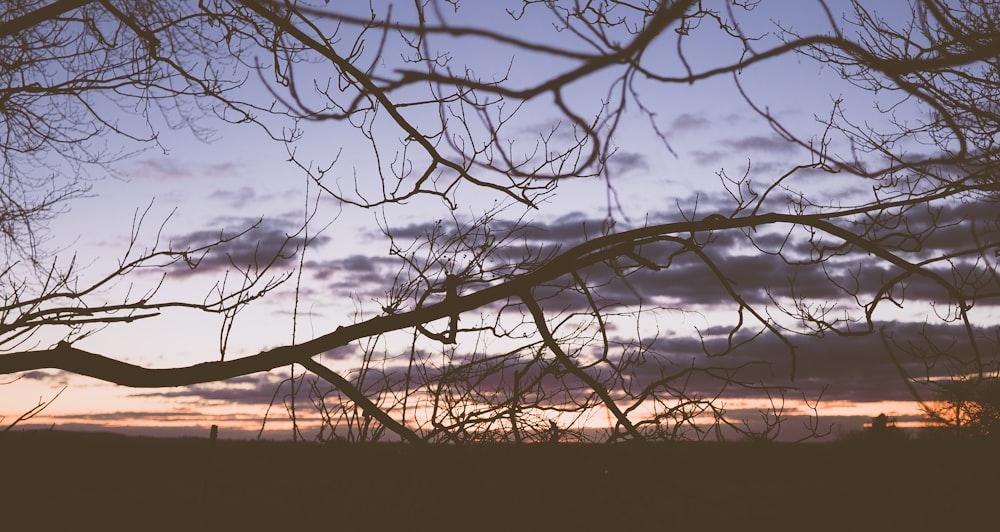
914;376;1000;438
2;1;999;444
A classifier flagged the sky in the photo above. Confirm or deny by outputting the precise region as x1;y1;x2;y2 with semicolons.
3;0;994;441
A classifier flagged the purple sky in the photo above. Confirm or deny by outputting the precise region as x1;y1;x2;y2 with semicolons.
3;0;995;441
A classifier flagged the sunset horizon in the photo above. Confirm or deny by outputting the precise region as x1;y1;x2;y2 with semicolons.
4;0;1000;451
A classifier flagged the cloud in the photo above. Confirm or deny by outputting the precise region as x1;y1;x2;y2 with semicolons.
689;134;800;167
235;189;1000;353
607;151;649;176
723;135;798;153
202;161;242;177
130;373;292;406
10;370;72;386
377;212;609;249
209;186;257;209
305;255;402;296
690;149;726;166
125;158;244;181
52;410;208;421
250;317;984;412
669;113;711;132
333;188;1000;325
16;370;63;380
631;319;991;404
126;158;192;180
915;199;1000;254
519;212;614;245
28;189;994;440
518;238;853;309
167;216;331;276
340;254;376;272
29;320;983;441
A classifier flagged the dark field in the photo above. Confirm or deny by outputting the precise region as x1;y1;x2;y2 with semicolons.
2;431;996;530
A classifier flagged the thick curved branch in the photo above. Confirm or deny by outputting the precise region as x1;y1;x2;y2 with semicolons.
0;209;972;388
520;290;643;441
298;358;422;445
0;0;94;39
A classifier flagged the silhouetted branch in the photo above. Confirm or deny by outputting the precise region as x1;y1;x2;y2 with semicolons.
3;385;65;432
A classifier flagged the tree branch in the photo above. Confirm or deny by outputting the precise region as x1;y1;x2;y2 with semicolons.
0;0;95;39
0;210;965;388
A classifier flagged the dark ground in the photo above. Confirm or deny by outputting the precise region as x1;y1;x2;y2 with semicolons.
1;430;996;530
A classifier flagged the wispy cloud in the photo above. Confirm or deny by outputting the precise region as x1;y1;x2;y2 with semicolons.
130;373;291;406
607;151;649;176
669;113;711;132
125;158;243;181
167;216;331;276
723;135;798;153
208;186;257;209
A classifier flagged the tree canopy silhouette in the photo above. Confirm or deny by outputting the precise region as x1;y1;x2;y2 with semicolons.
2;0;999;442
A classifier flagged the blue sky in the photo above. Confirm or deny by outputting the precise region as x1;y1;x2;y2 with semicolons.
3;0;994;440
